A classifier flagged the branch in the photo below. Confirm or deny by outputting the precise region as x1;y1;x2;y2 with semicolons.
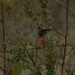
1;2;6;75
61;0;69;73
50;24;65;37
0;66;4;72
16;37;42;75
0;55;11;62
5;44;75;53
65;46;75;56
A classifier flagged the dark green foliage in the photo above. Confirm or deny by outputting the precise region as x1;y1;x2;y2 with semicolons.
39;0;48;9
1;42;7;48
42;37;57;75
12;47;27;62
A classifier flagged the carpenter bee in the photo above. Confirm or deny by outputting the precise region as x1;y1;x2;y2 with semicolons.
39;28;52;37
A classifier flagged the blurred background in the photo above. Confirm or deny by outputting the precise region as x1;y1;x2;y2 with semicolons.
0;0;75;75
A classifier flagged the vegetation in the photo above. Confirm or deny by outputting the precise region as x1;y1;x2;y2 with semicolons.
0;0;75;75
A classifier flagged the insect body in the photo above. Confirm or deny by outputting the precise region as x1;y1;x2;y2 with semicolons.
39;28;52;37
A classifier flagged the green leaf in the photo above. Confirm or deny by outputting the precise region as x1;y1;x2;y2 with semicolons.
39;0;48;9
1;42;7;48
22;61;27;69
12;62;22;75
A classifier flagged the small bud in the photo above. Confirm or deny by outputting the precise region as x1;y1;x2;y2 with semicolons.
7;70;12;75
23;8;28;13
52;59;56;64
60;73;64;75
66;61;70;67
56;39;59;44
0;47;2;51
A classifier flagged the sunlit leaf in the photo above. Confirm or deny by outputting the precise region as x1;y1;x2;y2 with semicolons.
12;62;22;75
22;61;27;70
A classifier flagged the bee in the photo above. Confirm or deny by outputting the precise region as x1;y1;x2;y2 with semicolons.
39;28;52;37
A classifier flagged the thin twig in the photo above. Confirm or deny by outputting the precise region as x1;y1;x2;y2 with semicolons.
65;46;75;56
4;44;75;53
16;37;42;75
0;55;11;62
61;0;69;73
1;2;6;75
0;66;4;72
50;24;65;37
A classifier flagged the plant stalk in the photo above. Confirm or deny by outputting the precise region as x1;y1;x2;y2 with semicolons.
61;0;69;73
1;2;6;75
